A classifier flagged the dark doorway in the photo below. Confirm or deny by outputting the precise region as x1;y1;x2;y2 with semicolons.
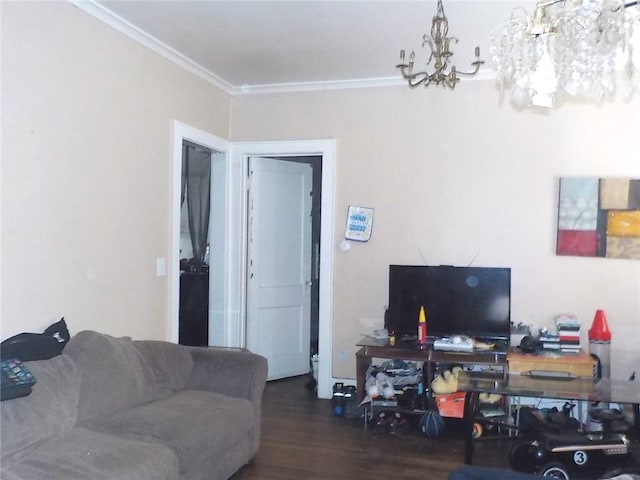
179;141;213;346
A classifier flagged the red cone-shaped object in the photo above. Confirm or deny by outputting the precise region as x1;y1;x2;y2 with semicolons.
589;309;611;342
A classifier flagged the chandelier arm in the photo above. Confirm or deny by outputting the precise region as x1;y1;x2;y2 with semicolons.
439;54;449;72
396;64;431;87
396;64;426;77
410;76;432;88
455;61;485;76
426;39;436;65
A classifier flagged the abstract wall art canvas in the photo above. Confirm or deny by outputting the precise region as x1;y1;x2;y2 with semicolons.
557;177;640;260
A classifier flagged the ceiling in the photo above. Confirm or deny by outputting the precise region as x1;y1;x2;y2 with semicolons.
74;1;538;94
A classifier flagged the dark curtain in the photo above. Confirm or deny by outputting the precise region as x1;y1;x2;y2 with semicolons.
181;144;188;207
182;144;211;265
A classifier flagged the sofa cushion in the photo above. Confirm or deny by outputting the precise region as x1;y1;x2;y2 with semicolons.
1;354;80;462
132;340;194;396
3;427;179;480
92;390;255;474
63;331;157;422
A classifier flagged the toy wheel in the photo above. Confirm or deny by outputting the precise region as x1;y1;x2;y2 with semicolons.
539;462;571;480
471;422;482;438
471;422;483;439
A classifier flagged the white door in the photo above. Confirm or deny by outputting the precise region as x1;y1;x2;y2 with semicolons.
246;157;313;380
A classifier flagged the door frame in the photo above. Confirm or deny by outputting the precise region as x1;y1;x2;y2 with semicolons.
171;126;336;399
230;140;335;399
170;121;230;345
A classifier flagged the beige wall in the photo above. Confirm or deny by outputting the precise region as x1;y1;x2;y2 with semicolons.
2;1;639;382
1;1;230;340
230;85;640;380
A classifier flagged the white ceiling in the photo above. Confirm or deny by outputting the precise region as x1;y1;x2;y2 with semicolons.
75;1;538;94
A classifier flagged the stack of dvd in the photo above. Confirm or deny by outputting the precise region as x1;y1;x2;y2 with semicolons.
539;331;560;350
555;314;581;353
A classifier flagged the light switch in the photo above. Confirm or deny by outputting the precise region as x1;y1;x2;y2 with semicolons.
156;257;166;277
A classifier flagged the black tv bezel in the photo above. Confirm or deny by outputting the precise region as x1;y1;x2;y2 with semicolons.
386;264;511;344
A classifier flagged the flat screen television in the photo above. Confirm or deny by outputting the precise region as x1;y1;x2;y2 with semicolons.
386;265;511;344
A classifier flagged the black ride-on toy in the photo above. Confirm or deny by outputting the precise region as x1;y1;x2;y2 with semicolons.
509;406;636;480
509;430;632;480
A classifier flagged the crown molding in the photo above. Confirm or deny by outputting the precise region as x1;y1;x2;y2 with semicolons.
238;69;496;95
237;77;406;95
69;0;496;96
69;0;236;95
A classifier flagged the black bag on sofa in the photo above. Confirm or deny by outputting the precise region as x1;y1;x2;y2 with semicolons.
1;318;70;362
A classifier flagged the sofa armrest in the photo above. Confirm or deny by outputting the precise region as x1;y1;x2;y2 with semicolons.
185;347;267;404
185;347;267;456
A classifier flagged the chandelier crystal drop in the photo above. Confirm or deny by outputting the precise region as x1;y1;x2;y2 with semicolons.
396;0;484;89
490;0;640;108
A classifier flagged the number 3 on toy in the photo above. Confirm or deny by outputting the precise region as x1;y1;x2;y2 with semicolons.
573;450;588;466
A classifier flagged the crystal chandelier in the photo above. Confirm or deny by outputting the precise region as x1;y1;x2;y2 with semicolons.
490;0;640;108
396;0;484;89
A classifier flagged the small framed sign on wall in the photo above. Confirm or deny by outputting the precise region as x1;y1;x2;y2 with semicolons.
345;206;374;242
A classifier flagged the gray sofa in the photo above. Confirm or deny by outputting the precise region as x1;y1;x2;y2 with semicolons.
1;330;268;480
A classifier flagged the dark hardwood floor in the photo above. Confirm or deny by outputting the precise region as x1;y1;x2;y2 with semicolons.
232;375;513;480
